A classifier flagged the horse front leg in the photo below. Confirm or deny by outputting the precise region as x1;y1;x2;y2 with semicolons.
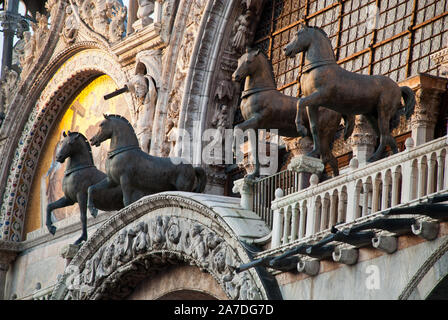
233;114;262;180
74;192;88;246
87;177;115;218
295;98;308;137
46;197;75;235
306;105;321;158
120;174;135;207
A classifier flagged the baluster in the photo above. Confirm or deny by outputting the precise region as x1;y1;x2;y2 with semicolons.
391;168;401;206
418;157;427;198
299;202;307;239
290;205;299;242
427;156;436;195
271;189;284;248
437;151;444;191
282;206;292;245
321;197;330;231
372;177;381;213
330;192;338;226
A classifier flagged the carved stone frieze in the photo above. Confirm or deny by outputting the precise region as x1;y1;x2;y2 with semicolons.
51;194;273;300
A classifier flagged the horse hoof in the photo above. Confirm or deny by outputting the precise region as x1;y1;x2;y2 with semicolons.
306;150;320;159
89;206;98;218
74;237;86;246
47;225;56;235
296;124;308;137
245;172;259;181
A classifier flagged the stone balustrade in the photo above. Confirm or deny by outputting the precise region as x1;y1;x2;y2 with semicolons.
270;136;448;249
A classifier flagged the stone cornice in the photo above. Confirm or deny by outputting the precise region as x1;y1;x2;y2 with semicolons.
111;24;166;67
399;73;448;92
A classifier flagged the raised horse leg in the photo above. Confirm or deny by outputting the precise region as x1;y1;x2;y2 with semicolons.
120;174;135;207
46;197;75;235
87;177;116;217
74;192;88;245
233;114;263;179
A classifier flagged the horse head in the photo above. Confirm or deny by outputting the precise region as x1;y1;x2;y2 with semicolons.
90;114;114;147
232;47;262;82
284;24;312;57
56;131;81;163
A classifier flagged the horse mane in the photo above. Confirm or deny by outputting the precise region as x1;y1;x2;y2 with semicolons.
105;114;134;131
309;26;329;38
249;47;277;84
68;131;94;162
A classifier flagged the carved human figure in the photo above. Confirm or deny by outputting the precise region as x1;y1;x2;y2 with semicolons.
167;219;181;244
63;5;79;44
132;222;150;254
127;74;157;153
21;31;36;70
115;229;135;263
190;224;208;266
151;216;166;249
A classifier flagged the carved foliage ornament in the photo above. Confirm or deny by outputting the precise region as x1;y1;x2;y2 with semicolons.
60;215;263;300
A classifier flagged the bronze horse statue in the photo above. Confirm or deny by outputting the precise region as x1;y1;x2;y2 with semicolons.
232;47;354;177
88;114;206;215
46;131;124;245
284;25;415;162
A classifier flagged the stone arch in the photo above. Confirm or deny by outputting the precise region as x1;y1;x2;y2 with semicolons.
50;192;281;300
0;48;131;242
399;236;448;300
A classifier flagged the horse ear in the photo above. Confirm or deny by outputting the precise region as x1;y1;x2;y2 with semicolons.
103;113;108;119
62;131;67;137
67;130;71;135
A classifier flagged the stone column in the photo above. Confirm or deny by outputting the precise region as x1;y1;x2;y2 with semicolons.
0;250;17;300
400;74;448;147
348;115;377;166
411;87;444;146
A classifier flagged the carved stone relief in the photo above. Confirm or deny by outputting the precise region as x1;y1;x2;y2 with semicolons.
74;0;127;43
20;12;49;78
51;195;269;300
162;0;206;156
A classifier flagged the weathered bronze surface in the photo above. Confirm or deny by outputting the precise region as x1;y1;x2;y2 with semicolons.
284;25;416;162
232;48;354;177
88;114;206;215
46;131;124;245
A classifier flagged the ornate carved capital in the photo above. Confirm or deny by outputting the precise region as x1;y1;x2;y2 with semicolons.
348;115;377;147
287;155;325;174
411;87;444;128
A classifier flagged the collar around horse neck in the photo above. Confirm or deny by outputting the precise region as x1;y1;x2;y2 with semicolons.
241;86;277;99
107;145;140;159
302;59;336;73
65;164;95;177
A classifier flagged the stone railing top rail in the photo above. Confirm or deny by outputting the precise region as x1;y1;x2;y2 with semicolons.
257;188;448;259
272;136;448;210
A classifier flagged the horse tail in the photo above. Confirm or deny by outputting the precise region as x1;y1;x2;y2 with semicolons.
194;167;207;193
401;86;416;119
